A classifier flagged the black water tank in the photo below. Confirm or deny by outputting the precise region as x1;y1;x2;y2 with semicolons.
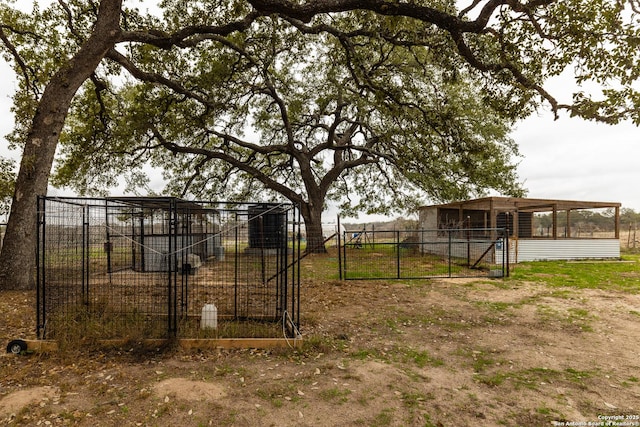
248;204;285;249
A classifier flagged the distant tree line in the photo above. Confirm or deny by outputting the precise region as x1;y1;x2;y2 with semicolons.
534;208;640;233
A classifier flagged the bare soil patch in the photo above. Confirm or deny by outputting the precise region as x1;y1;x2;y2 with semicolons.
1;267;640;426
152;378;226;402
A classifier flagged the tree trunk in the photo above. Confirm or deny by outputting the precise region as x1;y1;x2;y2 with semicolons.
301;201;327;254
0;0;122;290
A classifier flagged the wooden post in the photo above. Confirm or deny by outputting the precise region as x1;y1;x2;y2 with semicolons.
615;206;620;240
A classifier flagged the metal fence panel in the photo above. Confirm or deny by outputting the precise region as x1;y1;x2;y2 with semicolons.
36;197;300;341
340;228;508;280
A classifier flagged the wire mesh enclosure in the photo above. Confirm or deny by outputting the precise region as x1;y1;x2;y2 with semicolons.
339;228;509;280
36;197;301;341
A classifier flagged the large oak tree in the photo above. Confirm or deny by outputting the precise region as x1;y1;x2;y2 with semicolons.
0;0;123;290
53;8;524;254
1;0;640;289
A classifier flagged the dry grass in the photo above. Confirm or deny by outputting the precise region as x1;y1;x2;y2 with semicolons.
1;252;640;426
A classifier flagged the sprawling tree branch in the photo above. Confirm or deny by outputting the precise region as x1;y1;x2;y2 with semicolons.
3;0;637;276
149;125;304;205
119;11;263;49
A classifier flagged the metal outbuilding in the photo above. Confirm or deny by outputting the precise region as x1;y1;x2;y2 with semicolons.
419;197;621;262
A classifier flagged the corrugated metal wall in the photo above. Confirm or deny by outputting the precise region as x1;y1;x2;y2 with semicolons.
515;239;620;261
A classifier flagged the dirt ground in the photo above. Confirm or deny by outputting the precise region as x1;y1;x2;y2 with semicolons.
2;259;640;426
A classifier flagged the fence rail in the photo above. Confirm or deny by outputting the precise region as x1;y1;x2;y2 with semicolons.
339;228;509;280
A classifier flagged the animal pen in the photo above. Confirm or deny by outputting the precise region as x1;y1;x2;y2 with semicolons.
339;227;509;280
419;197;621;262
36;196;301;344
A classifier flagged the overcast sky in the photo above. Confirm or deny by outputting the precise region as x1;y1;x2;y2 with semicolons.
0;6;638;220
512;111;639;210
